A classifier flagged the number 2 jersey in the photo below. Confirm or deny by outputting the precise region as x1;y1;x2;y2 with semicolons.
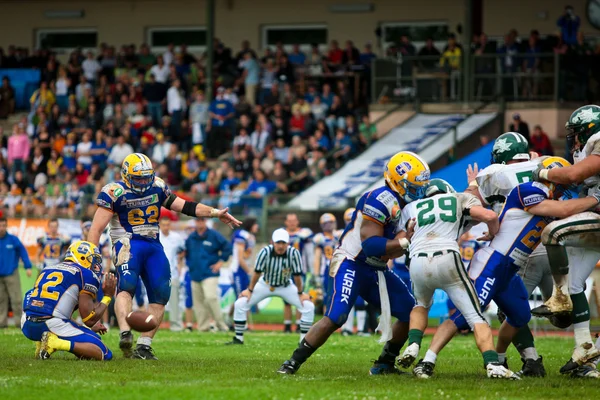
37;234;71;268
336;186;404;269
23;262;100;320
401;193;481;255
312;231;341;275
96;178;171;244
486;181;552;268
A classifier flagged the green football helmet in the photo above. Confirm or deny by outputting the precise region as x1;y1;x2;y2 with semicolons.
491;132;530;164
426;178;455;197
565;105;600;149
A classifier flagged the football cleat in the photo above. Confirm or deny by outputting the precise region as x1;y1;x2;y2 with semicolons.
225;337;244;345
39;332;59;360
570;364;600;379
119;331;134;358
341;330;353;337
398;343;420;368
486;363;520;380
413;359;435;379
277;359;300;375
518;357;546;378
132;344;158;360
531;286;572;317
369;360;401;375
561;342;600;373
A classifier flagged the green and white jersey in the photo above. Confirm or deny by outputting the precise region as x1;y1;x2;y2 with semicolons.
476;161;539;214
574;131;600;190
401;193;481;255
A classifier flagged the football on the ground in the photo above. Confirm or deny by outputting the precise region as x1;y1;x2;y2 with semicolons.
126;311;158;332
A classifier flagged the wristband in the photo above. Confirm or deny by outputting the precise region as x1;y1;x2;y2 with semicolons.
468;180;478;187
248;288;253;293
101;296;112;306
399;238;410;250
539;169;549;181
298;292;303;295
210;208;219;218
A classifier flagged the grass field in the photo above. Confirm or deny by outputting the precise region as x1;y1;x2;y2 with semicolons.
0;327;598;400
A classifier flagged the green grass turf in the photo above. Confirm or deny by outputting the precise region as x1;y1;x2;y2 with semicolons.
0;328;598;400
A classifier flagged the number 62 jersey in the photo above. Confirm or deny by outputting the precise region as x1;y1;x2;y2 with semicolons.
96;178;172;244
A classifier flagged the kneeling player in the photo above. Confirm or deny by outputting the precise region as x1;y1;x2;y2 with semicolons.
398;179;518;379
21;241;116;360
228;229;315;344
415;157;600;378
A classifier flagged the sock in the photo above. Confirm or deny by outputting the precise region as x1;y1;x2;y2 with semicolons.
284;320;292;331
522;347;539;361
482;350;499;366
571;292;591;324
356;310;367;332
52;336;73;352
512;325;535;354
186;323;193;328
423;349;437;364
497;352;506;364
574;321;592;346
291;338;317;364
233;319;246;342
137;336;152;347
378;341;402;364
342;308;355;332
408;329;424;346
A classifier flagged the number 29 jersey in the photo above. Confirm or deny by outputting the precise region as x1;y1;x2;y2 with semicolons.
96;178;171;245
488;182;551;268
24;262;100;320
401;193;481;255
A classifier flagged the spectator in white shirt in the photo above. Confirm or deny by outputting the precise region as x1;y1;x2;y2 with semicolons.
81;51;102;86
150;55;170;83
311;96;329;121
151;133;172;164
108;135;134;166
75;76;92;103
76;130;93;169
167;79;185;143
250;122;270;159
232;128;252;157
163;43;175;66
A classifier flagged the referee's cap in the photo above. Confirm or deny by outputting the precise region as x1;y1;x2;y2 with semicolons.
272;228;290;244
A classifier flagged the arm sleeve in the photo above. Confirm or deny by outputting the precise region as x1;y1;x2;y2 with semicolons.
17;238;32;269
361;194;392;225
80;270;100;300
254;247;268;273
518;182;549;210
291;248;303;275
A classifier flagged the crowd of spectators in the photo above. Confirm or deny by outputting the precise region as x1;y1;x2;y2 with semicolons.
0;38;380;217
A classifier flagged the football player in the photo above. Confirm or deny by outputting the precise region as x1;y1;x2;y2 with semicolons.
463;132;549;376
312;213;340;313
532;104;600;374
415;157;600;379
228;218;259;321
22;241;116;361
278;151;428;375
88;153;241;360
36;218;71;272
398;179;519;379
283;213;313;333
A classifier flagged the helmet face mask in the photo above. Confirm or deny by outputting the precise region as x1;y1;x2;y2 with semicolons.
122;153;155;194
128;173;155;194
566;105;600;150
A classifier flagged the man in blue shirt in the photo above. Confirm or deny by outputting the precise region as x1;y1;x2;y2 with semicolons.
207;87;235;158
185;218;232;332
241;52;259;107
0;217;32;328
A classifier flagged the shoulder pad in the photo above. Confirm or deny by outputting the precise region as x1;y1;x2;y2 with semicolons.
102;183;125;200
531;181;550;195
375;189;398;211
154;177;167;188
312;233;324;245
585;132;600;152
300;228;313;239
238;230;250;239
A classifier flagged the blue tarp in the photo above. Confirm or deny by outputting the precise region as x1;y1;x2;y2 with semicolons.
432;142;494;191
0;69;41;110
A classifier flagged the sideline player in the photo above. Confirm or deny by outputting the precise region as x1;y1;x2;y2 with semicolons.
36;218;71;272
415;157;600;378
88;153;241;360
229;218;258;304
283;213;313;333
228;229;314;345
532;105;600;373
312;213;340;313
278;151;428;375
22;241;116;360
397;179;518;379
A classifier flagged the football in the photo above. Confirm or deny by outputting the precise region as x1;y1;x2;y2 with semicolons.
126;311;158;332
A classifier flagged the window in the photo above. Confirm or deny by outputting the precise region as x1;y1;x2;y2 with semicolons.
261;24;328;52
381;21;449;52
36;29;98;53
147;26;207;52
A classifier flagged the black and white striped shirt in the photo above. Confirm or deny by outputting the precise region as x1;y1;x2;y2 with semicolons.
255;245;303;287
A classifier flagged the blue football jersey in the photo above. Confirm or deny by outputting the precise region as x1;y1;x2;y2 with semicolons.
230;229;256;273
460;238;481;265
37;234;71;267
337;186;404;269
96;178;171;244
24;262;100;319
313;231;340;272
492;182;552;267
287;228;313;256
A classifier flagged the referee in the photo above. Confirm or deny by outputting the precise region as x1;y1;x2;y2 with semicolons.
227;228;315;345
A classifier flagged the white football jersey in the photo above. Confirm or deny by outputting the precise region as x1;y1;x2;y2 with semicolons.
476;161;539;214
401;193;481;255
573;131;600;189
